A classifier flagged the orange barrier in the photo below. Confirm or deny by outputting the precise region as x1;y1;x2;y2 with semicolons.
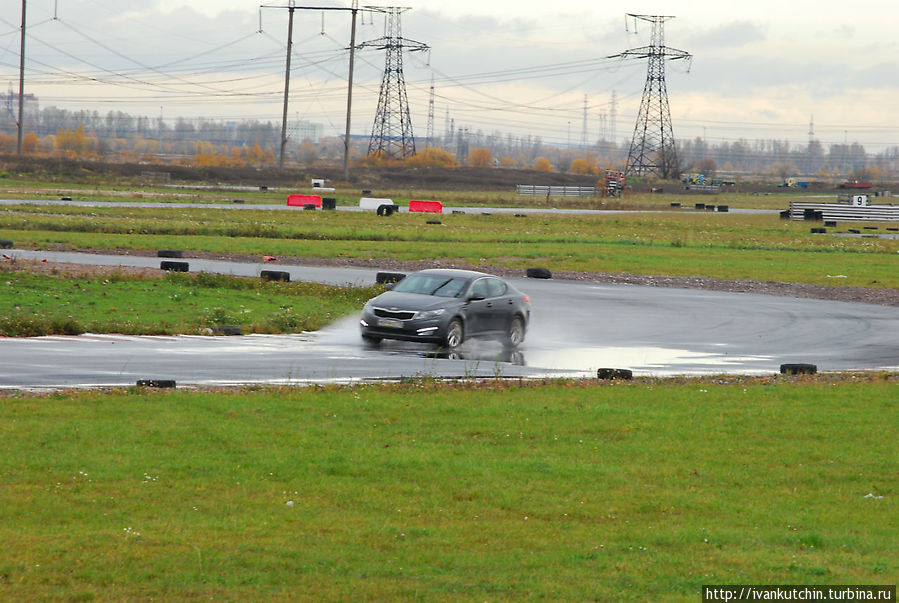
287;194;322;207
408;200;443;213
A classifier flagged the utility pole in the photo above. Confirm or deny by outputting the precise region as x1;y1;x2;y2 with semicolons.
17;0;26;155
611;15;691;179
342;1;359;180
261;3;364;175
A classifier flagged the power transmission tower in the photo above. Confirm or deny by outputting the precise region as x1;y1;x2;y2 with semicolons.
358;7;429;159
580;94;588;149
426;76;435;148
612;14;691;179
609;90;617;144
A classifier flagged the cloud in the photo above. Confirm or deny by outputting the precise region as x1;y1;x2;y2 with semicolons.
689;21;767;50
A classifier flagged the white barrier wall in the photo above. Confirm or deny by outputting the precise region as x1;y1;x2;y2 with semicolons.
359;197;396;211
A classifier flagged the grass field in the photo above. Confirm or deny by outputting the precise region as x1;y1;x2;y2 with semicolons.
3;200;898;289
1;176;896;600
0;376;895;600
0;176;821;209
0;263;381;336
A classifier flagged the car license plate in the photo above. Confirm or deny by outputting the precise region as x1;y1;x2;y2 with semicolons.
378;318;403;329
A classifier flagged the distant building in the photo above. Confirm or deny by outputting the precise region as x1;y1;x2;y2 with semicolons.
288;119;322;144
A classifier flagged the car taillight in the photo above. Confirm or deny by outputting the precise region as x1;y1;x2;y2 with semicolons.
523;295;530;303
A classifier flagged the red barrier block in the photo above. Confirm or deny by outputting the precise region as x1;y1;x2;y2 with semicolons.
287;194;322;207
408;200;443;214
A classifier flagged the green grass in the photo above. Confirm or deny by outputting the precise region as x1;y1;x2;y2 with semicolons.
0;266;381;336
3;203;898;289
0;376;895;600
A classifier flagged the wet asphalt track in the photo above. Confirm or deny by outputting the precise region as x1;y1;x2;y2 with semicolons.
1;249;897;389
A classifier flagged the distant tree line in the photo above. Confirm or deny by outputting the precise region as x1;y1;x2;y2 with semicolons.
0;105;897;180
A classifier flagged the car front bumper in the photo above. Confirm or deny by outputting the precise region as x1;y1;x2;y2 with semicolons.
359;313;449;344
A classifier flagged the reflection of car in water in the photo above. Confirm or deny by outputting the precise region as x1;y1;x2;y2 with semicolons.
360;269;530;349
429;347;526;366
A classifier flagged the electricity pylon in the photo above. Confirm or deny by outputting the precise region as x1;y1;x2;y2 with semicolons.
612;14;691;179
358;7;429;159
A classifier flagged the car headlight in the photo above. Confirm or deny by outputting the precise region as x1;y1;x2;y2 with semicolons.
416;308;446;320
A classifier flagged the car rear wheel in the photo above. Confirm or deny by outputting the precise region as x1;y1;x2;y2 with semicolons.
503;316;525;348
444;319;464;349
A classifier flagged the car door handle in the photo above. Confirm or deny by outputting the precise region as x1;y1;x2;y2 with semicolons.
486;302;493;308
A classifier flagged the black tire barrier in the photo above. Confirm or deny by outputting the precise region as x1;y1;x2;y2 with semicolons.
452;210;465;215
525;267;552;279
887;227;899;232
802;209;823;221
376;271;406;284
705;205;716;211
260;270;290;282
780;363;817;375
824;220;837;227
670;202;681;208
597;368;633;380
322;197;337;210
137;379;176;388
514;213;527;218
160;260;189;272
303;203;317;210
214;325;243;336
362;189;372;195
717;205;729;212
848;229;861;234
779;210;792;220
864;226;878;230
259;185;268;191
695;203;705;210
810;227;826;234
0;239;13;249
233;199;245;204
426;220;442;225
61;196;72;201
377;204;396;217
157;249;183;258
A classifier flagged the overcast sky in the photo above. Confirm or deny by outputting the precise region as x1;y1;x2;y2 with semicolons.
2;0;898;151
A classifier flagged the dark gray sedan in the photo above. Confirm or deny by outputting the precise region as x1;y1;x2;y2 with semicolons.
359;269;531;349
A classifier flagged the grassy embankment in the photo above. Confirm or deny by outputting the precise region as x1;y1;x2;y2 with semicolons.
2;201;897;290
0;376;895;600
0;265;381;337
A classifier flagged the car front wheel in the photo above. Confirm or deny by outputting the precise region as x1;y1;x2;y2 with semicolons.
444;319;464;349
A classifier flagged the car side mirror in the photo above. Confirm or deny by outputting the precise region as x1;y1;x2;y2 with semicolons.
467;294;485;302
384;283;395;290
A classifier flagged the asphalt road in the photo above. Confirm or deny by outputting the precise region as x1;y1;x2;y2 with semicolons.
2;249;897;389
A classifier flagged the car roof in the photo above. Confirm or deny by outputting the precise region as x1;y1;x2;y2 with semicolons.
410;268;494;280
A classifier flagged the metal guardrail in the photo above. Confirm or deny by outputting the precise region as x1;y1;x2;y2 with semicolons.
788;202;899;222
517;185;595;197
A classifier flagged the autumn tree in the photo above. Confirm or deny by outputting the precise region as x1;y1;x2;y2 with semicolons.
22;132;40;154
569;158;597;175
467;148;493;168
406;147;458;168
533;157;553;172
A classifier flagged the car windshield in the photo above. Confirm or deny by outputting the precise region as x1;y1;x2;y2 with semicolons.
392;274;468;298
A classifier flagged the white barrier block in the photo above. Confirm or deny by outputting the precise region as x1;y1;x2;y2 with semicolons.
360;197;395;211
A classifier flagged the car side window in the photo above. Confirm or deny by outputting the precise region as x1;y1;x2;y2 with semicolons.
486;278;507;297
470;279;490;299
